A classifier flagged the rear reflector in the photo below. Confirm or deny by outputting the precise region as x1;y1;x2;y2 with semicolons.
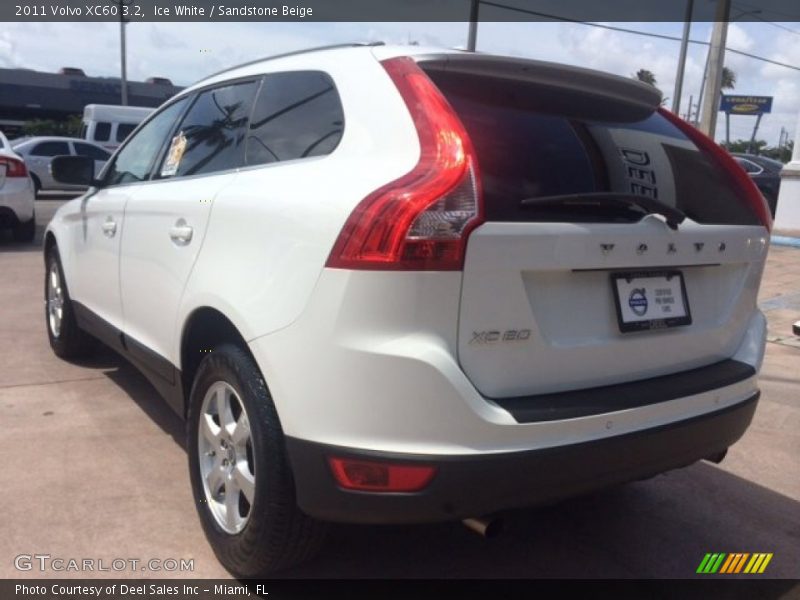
328;457;437;492
0;156;28;178
325;56;483;271
658;108;772;231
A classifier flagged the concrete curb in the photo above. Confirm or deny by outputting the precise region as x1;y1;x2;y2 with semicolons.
771;235;800;248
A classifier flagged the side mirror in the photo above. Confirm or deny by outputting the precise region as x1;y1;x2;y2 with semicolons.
50;155;96;186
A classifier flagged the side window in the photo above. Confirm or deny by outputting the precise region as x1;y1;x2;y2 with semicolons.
104;98;189;186
74;142;111;161
31;141;71;156
116;123;136;142
736;158;760;174
246;71;344;166
159;81;258;178
94;122;111;142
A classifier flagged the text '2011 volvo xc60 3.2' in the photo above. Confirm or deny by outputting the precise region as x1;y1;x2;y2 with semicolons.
43;43;771;576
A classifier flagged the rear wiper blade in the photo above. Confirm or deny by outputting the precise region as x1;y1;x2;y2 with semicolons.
519;193;686;230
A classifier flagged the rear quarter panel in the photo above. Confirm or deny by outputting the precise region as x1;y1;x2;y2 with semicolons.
173;48;420;364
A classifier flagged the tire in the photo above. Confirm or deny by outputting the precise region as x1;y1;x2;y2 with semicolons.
187;343;326;576
13;214;35;242
30;174;41;198
45;247;95;359
765;191;778;219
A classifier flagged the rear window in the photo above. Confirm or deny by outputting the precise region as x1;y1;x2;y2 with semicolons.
425;69;759;227
74;142;111;161
245;71;344;166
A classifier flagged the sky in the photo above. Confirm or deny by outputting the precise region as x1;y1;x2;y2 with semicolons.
1;20;799;146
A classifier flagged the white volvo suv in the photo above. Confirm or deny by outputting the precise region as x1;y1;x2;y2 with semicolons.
45;44;771;575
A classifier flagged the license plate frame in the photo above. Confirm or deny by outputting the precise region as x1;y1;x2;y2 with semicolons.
611;270;692;333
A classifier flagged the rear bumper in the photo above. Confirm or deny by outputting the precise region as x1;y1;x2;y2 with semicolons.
286;392;758;524
0;181;35;223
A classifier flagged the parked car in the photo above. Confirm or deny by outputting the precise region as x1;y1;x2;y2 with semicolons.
12;137;111;195
44;44;771;576
0;130;35;242
732;153;783;217
82;104;154;151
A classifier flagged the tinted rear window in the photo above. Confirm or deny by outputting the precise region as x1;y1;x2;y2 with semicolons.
246;71;343;165
74;142;111;161
425;70;759;227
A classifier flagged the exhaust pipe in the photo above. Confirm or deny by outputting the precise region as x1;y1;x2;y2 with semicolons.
705;449;728;464
462;516;504;538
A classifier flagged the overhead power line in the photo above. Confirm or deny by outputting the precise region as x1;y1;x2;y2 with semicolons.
748;14;800;37
477;1;800;73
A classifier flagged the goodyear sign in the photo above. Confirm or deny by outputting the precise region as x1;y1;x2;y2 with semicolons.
720;95;773;115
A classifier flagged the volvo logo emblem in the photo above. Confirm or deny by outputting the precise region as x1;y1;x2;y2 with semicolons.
628;288;648;316
694;242;704;252
636;243;648;255
600;243;615;255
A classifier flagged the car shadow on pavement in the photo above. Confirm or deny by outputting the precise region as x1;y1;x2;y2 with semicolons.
0;223;46;252
274;466;800;580
96;345;187;451
86;345;799;582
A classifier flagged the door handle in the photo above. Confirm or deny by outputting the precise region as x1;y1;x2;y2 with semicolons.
169;219;193;245
101;218;117;238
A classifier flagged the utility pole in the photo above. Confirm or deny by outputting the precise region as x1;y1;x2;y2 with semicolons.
119;0;128;105
467;0;479;52
672;0;693;115
749;114;763;154
698;0;732;138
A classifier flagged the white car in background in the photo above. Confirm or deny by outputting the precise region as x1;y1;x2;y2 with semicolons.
43;44;771;576
0;130;35;242
12;137;111;196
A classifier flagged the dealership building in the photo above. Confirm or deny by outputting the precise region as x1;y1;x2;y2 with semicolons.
0;67;182;136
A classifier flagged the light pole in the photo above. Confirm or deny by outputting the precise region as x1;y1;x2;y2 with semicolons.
672;0;694;115
467;0;479;52
698;0;731;138
695;5;761;132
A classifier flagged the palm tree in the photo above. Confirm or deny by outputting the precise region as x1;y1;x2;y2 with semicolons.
721;66;736;90
633;69;668;105
634;69;657;86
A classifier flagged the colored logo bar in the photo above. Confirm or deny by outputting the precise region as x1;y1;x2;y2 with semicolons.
697;553;773;574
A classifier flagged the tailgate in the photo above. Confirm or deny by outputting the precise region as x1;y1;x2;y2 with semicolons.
459;221;766;397
420;55;769;399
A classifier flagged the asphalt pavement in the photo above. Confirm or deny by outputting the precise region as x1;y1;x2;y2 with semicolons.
1;198;798;579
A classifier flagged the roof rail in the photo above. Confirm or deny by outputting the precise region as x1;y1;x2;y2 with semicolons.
196;42;385;84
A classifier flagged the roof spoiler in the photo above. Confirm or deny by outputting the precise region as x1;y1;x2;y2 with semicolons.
416;53;662;123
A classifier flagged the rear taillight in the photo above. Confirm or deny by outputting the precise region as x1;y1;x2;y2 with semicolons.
328;457;437;492
658;108;772;231
0;156;28;178
326;56;483;271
